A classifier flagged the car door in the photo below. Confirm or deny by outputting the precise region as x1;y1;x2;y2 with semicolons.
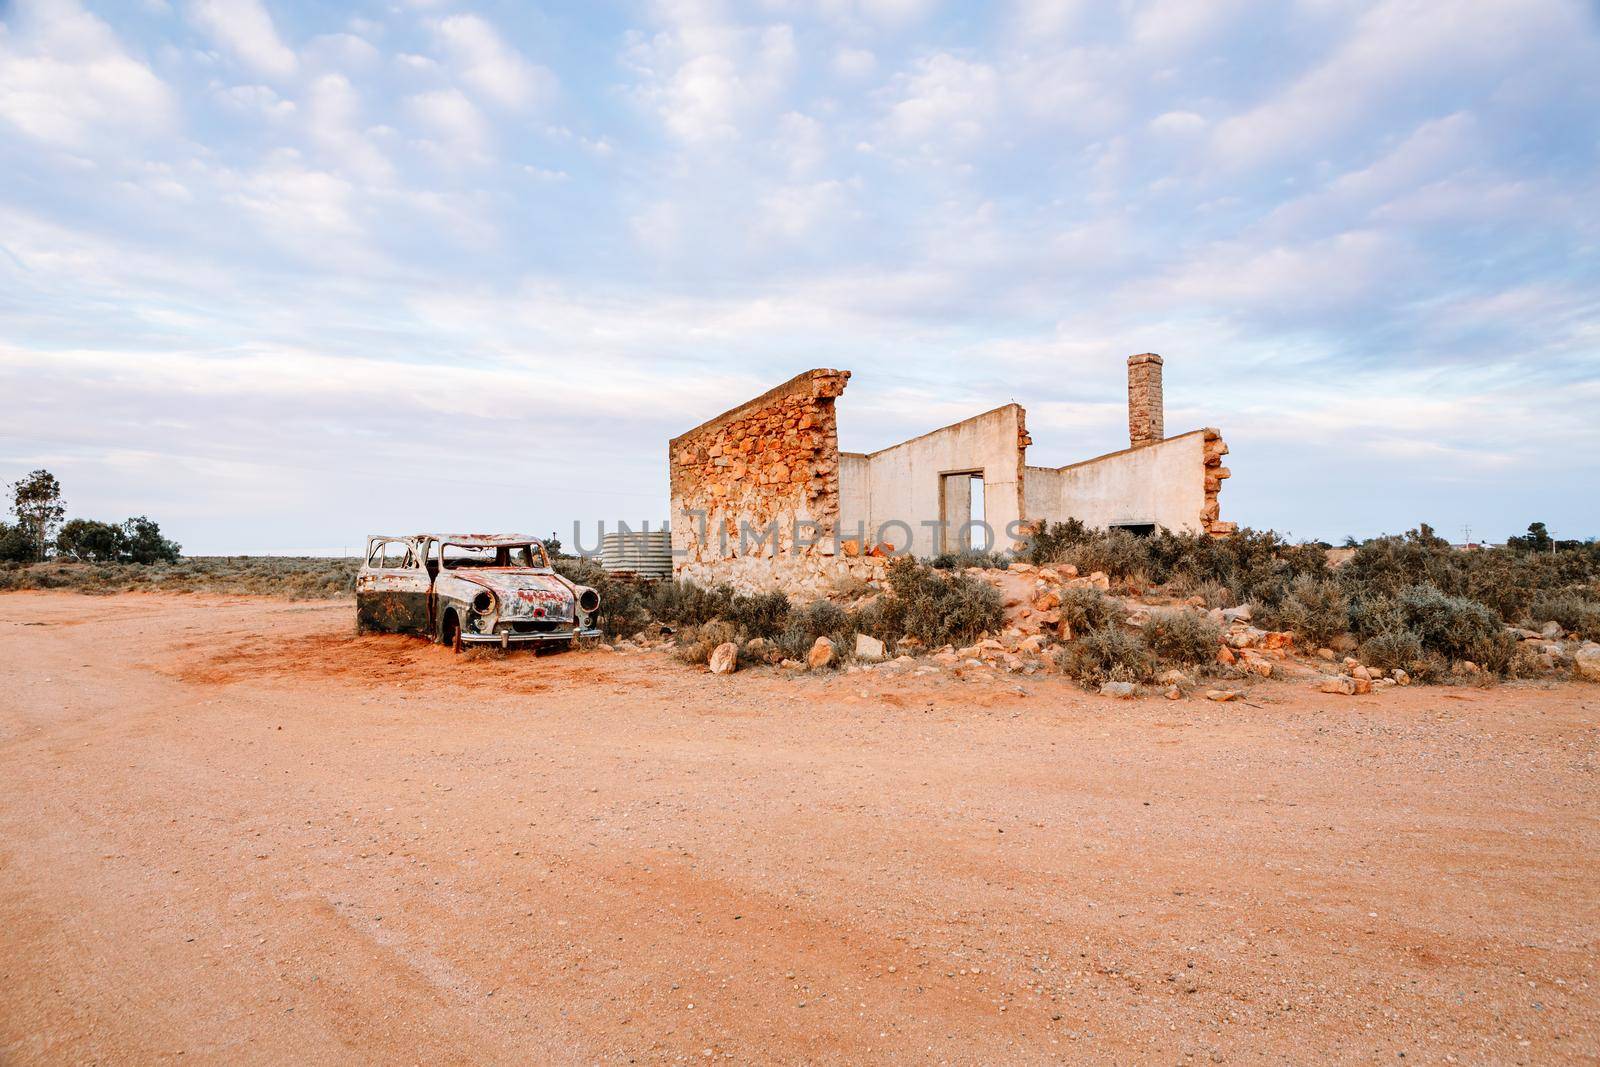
355;536;431;634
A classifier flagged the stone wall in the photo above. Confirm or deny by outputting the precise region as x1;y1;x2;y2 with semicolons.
668;369;857;591
1128;352;1164;447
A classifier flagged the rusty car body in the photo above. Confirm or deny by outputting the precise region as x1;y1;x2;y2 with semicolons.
356;533;600;651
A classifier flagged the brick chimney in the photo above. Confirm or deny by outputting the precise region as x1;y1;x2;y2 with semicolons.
1127;352;1164;447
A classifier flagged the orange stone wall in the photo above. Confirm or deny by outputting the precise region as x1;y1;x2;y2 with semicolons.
669;369;850;568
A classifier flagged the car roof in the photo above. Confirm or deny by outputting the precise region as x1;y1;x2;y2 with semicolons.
414;533;545;547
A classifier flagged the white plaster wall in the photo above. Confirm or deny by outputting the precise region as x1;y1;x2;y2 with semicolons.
1023;465;1063;519
837;452;871;543
860;405;1026;557
1042;430;1208;533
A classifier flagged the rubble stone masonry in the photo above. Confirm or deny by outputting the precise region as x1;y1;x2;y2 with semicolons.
1128;353;1164;447
669;369;888;595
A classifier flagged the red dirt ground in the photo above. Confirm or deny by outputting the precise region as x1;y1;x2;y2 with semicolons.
1;592;1596;1064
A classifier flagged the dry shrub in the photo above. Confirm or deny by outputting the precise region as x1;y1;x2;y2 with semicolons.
1062;529;1149;581
1055;626;1155;687
672;620;740;666
1059;586;1127;635
864;558;1002;648
775;600;854;663
1529;592;1600;640
1256;575;1350;648
1142;610;1222;667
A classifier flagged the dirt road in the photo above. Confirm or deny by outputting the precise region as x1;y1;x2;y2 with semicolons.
1;593;1596;1064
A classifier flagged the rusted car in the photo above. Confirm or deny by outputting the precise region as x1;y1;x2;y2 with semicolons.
356;534;600;651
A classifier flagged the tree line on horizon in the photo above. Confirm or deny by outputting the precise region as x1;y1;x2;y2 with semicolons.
1;470;180;565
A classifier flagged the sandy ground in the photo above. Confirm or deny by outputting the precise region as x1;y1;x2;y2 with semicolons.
1;593;1596;1065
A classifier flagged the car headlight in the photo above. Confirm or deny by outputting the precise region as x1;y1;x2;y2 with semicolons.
471;590;495;615
578;588;600;614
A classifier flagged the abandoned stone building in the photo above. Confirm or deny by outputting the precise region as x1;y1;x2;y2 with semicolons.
668;354;1231;595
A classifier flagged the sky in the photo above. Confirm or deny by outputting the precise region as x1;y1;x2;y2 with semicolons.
1;0;1597;554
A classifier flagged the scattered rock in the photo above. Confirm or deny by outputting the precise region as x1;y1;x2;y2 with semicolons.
1316;648;1336;661
1008;562;1035;574
1221;605;1253;623
1393;668;1411;686
854;633;887;662
1216;645;1237;666
1205;689;1242;702
1575;644;1600;682
1318;676;1358;696
709;642;739;675
779;658;804;670
1350;664;1372;681
1164;685;1182;701
1156;669;1192;686
1100;681;1137;699
807;637;836;670
1541;621;1564;639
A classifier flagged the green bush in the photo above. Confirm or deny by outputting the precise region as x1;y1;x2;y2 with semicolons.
1357;630;1439;680
1256;575;1350;648
1141;610;1222;667
1397;584;1515;672
1061;529;1150;581
866;558;1003;648
1059;586;1127;635
1056;625;1155;687
929;549;1011;571
1530;592;1600;640
724;589;792;639
774;600;855;663
1021;518;1092;565
673;621;740;666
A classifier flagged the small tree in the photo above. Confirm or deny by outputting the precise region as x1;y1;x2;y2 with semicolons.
0;521;36;563
121;516;182;564
10;470;65;562
57;519;129;562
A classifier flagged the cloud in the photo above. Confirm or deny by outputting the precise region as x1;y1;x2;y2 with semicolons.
626;11;797;142
883;53;999;149
1208;0;1596;169
186;0;297;80
305;73;393;182
406;88;492;159
430;13;553;110
213;83;296;121
833;46;875;80
0;0;175;148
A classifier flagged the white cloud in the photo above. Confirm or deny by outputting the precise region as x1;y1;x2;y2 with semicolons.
305;74;393;182
214;83;296;120
0;0;175;148
1209;0;1594;169
406;89;492;160
833;46;876;80
626;12;797;142
430;13;553;110
1148;109;1207;136
773;111;827;173
186;0;297;80
883;53;999;148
